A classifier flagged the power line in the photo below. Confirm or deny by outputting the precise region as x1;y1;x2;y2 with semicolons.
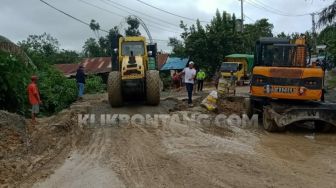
39;0;109;33
40;0;172;43
244;14;255;22
78;0;180;34
102;0;182;30
100;0;181;33
135;0;211;23
246;0;310;17
253;0;310;16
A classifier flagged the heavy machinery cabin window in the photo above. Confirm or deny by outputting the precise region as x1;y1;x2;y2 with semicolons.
262;45;297;67
260;44;306;67
122;41;145;56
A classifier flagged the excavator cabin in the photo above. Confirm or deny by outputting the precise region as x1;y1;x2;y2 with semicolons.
251;37;324;101
249;37;336;131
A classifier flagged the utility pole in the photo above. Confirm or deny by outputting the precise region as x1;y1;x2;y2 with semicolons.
240;0;244;32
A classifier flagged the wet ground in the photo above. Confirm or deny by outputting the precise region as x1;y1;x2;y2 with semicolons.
13;92;336;188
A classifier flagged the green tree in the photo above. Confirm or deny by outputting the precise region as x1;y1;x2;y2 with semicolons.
168;37;185;57
168;10;274;73
0;51;33;114
82;38;102;57
2;34;80;115
54;50;80;64
125;16;141;36
318;25;336;60
18;32;59;58
90;19;101;38
277;32;290;38
243;19;274;53
318;1;336;26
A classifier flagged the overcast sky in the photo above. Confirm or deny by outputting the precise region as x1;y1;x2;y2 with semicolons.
0;0;333;52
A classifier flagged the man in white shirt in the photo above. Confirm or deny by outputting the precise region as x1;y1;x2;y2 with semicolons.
179;61;196;107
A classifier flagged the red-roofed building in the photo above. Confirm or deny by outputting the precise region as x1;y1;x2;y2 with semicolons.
55;55;169;83
54;57;112;83
79;57;111;75
157;53;169;70
54;64;79;77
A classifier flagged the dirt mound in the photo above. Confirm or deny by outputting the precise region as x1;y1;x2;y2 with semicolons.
217;97;246;114
0;110;27;158
0;101;88;187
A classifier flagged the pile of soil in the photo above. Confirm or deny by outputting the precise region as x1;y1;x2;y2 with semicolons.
0;111;27;159
0;103;86;187
217;97;246;115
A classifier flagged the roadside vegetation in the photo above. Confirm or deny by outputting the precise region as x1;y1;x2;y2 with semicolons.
0;34;105;116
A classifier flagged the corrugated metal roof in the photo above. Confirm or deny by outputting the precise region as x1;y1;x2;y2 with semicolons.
56;55;171;76
160;57;189;71
157;53;169;70
54;64;79;77
80;57;111;75
54;57;112;77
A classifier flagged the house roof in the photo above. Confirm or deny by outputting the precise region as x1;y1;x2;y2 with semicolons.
54;64;79;77
80;57;111;74
157;53;169;70
160;57;189;71
54;57;111;77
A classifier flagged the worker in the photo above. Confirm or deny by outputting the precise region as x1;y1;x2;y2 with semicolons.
215;70;221;89
179;61;196;107
196;69;206;92
129;51;136;64
172;71;181;90
229;71;236;96
76;65;86;100
27;75;42;124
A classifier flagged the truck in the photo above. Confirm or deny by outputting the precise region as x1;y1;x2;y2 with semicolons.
220;54;254;85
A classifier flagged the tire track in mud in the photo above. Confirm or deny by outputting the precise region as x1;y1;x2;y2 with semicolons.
30;96;336;188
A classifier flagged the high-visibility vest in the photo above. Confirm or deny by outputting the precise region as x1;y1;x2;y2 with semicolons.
196;71;206;80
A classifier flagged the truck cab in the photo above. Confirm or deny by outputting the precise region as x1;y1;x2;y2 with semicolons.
222;54;254;85
220;62;244;82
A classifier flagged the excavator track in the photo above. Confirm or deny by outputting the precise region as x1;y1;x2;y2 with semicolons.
263;101;336;128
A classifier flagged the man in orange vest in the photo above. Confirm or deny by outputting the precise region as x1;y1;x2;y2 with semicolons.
27;75;42;124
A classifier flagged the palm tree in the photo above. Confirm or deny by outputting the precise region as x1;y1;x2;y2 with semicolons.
0;35;35;68
318;0;336;27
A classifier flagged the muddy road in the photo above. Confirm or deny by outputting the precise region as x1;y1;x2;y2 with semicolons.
13;93;336;188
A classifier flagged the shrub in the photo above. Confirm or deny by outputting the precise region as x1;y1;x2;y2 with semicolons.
38;66;77;114
160;71;172;91
0;51;33;114
85;75;105;94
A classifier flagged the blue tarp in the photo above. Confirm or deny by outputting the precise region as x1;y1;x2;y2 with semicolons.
160;57;189;71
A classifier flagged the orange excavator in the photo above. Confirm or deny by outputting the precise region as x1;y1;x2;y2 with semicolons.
248;37;336;131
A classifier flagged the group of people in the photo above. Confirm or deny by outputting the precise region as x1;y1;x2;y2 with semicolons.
27;61;205;123
172;61;207;107
27;65;86;124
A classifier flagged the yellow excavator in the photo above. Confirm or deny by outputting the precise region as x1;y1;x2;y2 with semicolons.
248;37;336;131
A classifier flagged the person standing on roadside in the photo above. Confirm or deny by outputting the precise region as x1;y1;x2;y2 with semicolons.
27;75;42;124
76;65;85;100
179;61;196;107
196;69;206;92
